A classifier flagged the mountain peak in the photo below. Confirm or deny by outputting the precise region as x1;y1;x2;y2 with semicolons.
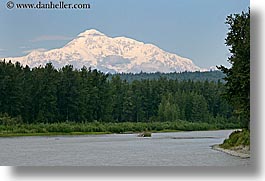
4;29;204;73
78;29;105;37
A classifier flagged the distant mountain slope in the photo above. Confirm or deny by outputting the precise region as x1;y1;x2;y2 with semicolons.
4;29;206;73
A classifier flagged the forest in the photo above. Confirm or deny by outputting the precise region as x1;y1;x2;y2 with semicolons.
108;70;225;83
0;60;243;135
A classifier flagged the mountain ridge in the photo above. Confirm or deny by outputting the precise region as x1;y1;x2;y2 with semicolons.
3;29;206;73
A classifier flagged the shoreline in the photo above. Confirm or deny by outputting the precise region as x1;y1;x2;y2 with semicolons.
0;132;111;137
0;129;239;138
0;130;180;138
0;129;230;138
212;144;250;158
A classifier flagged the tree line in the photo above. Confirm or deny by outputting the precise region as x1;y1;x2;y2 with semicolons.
0;60;242;127
108;70;225;83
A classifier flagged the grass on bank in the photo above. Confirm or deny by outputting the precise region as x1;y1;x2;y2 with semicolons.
0;120;241;137
220;129;250;149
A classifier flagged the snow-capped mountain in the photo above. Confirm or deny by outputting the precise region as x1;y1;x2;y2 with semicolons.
4;29;204;73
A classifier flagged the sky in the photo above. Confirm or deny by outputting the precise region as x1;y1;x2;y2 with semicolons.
0;0;249;68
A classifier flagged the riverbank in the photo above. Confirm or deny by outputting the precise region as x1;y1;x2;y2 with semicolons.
0;130;181;137
0;121;240;137
0;132;110;137
212;129;250;158
212;144;250;158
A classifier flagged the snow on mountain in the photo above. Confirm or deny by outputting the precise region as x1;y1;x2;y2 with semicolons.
3;29;204;73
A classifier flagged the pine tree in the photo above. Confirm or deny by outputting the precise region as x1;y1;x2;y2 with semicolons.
0;61;23;117
57;65;81;122
111;75;124;122
218;9;250;128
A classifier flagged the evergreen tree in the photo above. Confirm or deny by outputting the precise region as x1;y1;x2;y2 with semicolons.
111;75;124;122
190;93;209;122
0;61;23;117
57;65;81;122
158;93;179;122
218;9;250;128
122;83;134;122
21;65;33;123
35;63;58;123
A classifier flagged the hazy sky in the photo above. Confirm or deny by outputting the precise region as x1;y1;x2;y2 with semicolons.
0;0;249;68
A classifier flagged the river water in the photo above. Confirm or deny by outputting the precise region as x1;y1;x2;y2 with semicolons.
0;130;250;166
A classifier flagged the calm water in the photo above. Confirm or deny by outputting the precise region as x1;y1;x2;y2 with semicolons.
0;130;250;166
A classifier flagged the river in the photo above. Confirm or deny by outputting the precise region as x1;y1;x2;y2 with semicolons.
0;130;250;166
